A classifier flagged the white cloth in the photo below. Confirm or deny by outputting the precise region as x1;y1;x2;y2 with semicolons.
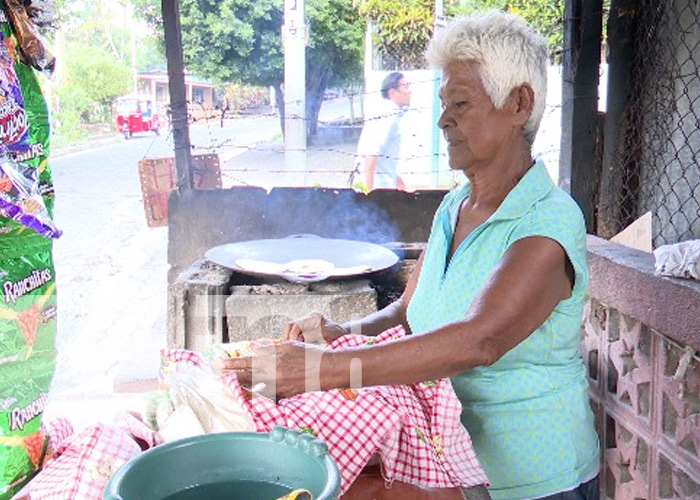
653;239;700;280
356;99;404;188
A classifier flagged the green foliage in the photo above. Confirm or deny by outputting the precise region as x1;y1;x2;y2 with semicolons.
306;0;365;89
509;1;564;61
220;83;270;113
167;0;284;87
135;37;167;72
165;0;365;90
356;0;434;68
352;179;369;194
449;1;564;61
133;0;364;133
355;0;565;66
53;42;131;136
47;0;165;142
304;0;365;134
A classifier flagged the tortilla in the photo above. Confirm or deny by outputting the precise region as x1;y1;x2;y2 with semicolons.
204;339;282;360
280;259;335;277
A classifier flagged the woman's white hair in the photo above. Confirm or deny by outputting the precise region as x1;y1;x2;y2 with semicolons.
426;10;548;145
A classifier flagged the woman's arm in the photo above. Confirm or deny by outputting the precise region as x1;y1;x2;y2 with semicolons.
341;252;424;336
322;236;572;388
225;237;570;398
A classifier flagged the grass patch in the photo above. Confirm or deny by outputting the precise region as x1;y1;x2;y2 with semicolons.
52;123;115;150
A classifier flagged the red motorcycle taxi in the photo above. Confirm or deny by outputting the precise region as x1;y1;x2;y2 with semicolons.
114;94;161;139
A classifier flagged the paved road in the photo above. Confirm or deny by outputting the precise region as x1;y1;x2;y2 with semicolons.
49;100;353;398
49;113;281;396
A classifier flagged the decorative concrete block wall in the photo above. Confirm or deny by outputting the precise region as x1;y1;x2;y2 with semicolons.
583;236;700;500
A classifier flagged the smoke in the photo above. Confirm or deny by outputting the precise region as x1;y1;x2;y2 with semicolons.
266;188;402;244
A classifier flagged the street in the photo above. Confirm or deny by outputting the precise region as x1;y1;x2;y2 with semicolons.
48;100;353;399
49;112;282;397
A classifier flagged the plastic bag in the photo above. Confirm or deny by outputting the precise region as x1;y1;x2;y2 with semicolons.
23;1;57;29
0;13;55;242
0;149;60;238
161;362;255;438
0;0;54;75
653;239;700;280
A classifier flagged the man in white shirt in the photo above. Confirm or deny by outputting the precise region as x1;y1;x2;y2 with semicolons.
356;72;411;191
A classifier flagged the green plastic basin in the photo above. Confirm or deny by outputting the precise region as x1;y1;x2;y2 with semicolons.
103;427;341;500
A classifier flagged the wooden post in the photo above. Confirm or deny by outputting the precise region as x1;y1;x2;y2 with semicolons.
598;0;639;238
162;0;193;190
560;0;603;233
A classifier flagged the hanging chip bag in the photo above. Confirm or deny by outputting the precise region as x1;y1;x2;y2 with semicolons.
0;355;53;500
0;26;30;155
0;149;59;238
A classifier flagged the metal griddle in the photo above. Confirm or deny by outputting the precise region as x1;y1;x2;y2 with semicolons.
205;235;399;282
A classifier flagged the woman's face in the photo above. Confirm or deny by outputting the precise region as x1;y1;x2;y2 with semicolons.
438;60;518;172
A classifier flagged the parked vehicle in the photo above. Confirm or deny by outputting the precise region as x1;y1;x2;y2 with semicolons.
114;94;160;139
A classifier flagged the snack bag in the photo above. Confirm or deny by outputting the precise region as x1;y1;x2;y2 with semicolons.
0;149;60;238
8;26;53;189
0;354;53;500
0;244;55;499
0;244;57;363
0;26;30;155
0;8;55;240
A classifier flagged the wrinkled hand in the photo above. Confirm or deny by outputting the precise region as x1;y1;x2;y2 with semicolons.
284;311;348;345
221;340;330;400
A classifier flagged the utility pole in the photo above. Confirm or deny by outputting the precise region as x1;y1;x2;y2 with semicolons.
283;0;307;186
130;4;137;93
162;0;193;190
430;0;445;188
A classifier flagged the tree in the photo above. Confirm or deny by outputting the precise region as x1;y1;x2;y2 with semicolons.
500;1;564;61
46;0;164;138
55;41;131;130
134;0;365;137
305;0;365;135
356;0;434;69
355;0;565;69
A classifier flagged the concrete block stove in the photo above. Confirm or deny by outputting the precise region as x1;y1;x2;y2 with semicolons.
168;261;399;351
168;243;422;351
225;280;377;342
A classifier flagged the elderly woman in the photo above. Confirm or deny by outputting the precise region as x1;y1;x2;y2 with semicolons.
226;11;600;500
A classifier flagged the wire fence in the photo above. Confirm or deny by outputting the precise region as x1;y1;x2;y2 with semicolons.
600;0;700;246
158;66;563;194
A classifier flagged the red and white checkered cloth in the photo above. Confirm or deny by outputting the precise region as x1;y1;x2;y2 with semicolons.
24;328;486;499
28;413;160;500
164;326;489;494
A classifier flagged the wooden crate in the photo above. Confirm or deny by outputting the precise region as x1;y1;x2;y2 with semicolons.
137;154;221;227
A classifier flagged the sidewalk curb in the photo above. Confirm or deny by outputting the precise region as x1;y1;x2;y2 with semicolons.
53;134;124;158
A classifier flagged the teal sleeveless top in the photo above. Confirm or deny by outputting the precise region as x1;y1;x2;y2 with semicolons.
406;162;599;500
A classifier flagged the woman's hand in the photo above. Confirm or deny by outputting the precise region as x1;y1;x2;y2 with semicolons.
284;311;348;345
221;340;333;400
